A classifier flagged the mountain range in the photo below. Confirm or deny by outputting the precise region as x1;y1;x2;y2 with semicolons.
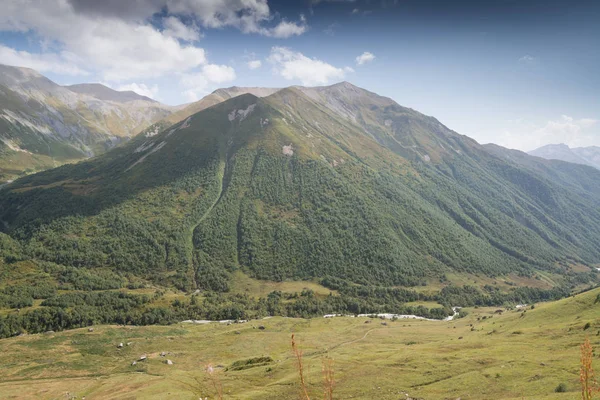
0;64;177;180
528;143;600;170
1;75;599;301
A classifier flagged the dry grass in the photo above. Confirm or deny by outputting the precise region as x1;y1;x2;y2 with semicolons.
580;337;598;400
205;363;223;400
292;334;311;400
322;356;335;400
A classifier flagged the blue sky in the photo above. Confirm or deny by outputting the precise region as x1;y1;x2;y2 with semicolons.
0;0;598;151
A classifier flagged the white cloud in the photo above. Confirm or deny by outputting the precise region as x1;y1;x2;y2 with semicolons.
519;55;535;64
0;0;307;84
247;60;262;70
499;115;599;151
267;47;350;86
356;51;375;65
0;1;206;81
0;44;89;76
116;82;159;99
180;63;237;102
166;0;307;38
65;0;308;38
265;19;308;38
162;16;201;41
201;64;236;83
180;74;209;102
323;23;339;36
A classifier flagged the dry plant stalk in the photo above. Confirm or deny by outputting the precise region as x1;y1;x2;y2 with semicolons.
322;356;335;400
292;334;311;400
206;363;223;400
580;337;598;400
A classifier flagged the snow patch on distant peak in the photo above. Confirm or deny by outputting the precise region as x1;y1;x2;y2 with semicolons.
145;126;160;137
126;141;167;171
1;138;32;154
282;144;294;156
134;141;154;153
1;109;51;134
180;117;191;130
228;104;256;122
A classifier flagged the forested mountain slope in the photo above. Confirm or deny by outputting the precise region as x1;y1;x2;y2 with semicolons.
1;82;599;299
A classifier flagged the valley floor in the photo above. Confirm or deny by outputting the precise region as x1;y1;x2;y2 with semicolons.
0;288;599;399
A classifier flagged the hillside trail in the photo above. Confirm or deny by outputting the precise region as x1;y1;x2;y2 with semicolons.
186;116;240;286
186;157;226;274
334;327;380;348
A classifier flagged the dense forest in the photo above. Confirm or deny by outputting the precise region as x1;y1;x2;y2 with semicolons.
0;85;599;337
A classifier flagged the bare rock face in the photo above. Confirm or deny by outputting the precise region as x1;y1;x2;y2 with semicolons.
0;64;175;179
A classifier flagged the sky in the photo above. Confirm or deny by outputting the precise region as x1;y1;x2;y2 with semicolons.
0;0;598;152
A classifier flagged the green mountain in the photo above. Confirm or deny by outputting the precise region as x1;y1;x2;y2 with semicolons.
0;64;176;180
2;82;599;289
162;86;280;126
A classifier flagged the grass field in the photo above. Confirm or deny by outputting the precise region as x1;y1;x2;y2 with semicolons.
0;287;599;399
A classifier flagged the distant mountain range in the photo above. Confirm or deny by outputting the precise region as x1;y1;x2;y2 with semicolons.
0;64;176;180
528;143;600;170
65;83;158;103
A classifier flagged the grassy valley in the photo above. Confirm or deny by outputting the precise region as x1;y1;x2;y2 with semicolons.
1;286;599;399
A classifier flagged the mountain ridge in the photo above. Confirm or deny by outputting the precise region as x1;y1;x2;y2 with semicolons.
528;143;600;170
2;82;599;296
65;83;157;103
0;64;176;180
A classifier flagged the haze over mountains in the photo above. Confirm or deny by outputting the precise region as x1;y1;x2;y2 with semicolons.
528;143;600;170
1;75;599;302
0;64;176;180
65;83;158;103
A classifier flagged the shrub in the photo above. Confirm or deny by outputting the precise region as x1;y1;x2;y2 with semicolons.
554;383;567;392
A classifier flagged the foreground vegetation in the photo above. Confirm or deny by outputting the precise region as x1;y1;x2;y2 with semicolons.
1;286;599;399
0;251;578;339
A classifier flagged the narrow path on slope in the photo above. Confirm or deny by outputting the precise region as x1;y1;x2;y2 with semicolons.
187;120;238;287
331;327;380;349
186;158;226;273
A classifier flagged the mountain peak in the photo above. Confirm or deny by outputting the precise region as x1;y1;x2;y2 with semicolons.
65;83;157;103
0;63;57;91
539;143;570;149
528;143;600;169
0;63;43;78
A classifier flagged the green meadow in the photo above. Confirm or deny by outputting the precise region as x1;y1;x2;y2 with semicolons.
1;286;598;399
